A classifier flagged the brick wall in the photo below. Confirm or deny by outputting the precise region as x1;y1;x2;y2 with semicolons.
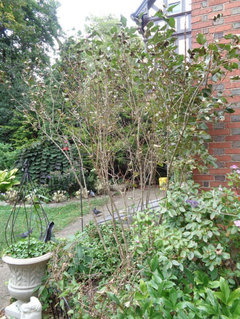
192;0;240;188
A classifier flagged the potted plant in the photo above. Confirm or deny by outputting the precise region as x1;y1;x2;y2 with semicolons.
1;163;55;316
2;238;54;303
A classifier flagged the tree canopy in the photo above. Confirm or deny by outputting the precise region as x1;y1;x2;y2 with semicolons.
0;0;61;144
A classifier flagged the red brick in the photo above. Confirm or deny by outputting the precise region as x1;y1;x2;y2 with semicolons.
192;2;202;9
212;24;232;32
224;114;231;121
193;168;200;175
192;21;213;28
209;142;231;148
221;9;234;17
228;82;240;89
228;96;240;103
226;135;240;141
225;148;240;154
209;0;229;5
192;0;240;189
202;7;214;13
192;16;202;23
193;175;215;180
208;129;230;135
212;155;232;161
225;2;240;10
209;168;231;174
225;15;240;24
226;123;240;129
209;181;228;187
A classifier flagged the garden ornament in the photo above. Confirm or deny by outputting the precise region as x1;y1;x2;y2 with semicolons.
89;190;95;197
20;296;42;319
4;159;49;249
43;221;54;243
17;228;33;238
93;207;102;216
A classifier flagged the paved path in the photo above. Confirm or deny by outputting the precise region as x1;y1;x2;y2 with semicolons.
0;262;9;315
0;186;162;313
57;186;162;238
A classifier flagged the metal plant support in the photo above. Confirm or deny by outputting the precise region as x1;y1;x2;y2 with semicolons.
4;160;50;250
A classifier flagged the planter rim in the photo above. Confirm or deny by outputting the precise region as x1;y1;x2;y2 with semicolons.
2;251;52;265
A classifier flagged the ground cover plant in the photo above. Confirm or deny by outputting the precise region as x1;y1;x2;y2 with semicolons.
0;196;107;253
39;182;240;318
3;237;55;258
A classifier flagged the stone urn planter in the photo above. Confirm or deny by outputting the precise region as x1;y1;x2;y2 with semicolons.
2;252;52;302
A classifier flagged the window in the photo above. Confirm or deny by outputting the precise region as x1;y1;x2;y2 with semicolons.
168;0;181;14
132;0;192;54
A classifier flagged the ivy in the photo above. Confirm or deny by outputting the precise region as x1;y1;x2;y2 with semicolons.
17;141;69;184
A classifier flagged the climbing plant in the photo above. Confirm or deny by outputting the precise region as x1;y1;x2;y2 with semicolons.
17;141;69;184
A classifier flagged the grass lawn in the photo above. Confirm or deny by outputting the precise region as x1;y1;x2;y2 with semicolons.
0;196;107;253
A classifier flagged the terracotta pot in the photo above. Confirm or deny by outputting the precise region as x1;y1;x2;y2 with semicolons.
2;252;52;302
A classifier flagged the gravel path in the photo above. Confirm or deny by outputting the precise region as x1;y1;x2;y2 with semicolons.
0;186;162;312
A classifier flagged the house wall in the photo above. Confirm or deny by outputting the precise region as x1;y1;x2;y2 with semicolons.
192;0;240;188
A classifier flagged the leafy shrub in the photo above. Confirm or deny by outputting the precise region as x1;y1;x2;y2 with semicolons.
158;181;240;280
0;143;19;170
75;188;89;199
227;164;240;194
38;182;240;317
5;189;19;203
85;169;98;192
116;266;240;319
53;222;126;280
39;222;130;315
0;168;19;192
48;169;82;195
52;190;67;203
24;183;52;203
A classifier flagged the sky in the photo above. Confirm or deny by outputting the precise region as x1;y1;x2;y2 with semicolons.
57;0;142;36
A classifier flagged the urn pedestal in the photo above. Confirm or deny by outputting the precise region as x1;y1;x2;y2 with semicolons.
2;252;51;302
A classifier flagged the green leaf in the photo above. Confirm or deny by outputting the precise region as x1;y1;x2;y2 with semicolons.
219;277;230;304
227;288;240;305
120;15;127;27
107;292;120;305
135;291;145;300
172;260;180;266
140;279;148;295
179;206;186;212
196;33;207;45
168;17;175;28
151;255;159;271
225;107;235;113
